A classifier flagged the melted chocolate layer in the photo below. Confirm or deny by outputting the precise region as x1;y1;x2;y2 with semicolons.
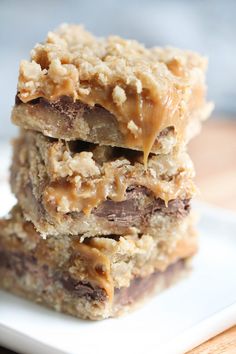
15;95;173;139
115;259;185;306
60;275;107;302
0;249;107;302
93;187;190;226
0;248;186;306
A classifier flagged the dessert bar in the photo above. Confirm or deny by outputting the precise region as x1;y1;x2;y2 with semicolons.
0;207;197;320
11;130;195;237
12;24;213;162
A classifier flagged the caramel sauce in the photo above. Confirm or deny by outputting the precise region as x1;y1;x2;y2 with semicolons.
18;68;206;166
44;180;78;207
82;180;110;215
166;58;185;77
111;175;127;202
50;79;78;101
71;241;113;300
19;78;199;166
76;86;188;166
43;165;195;216
18;26;210;164
44;175;126;215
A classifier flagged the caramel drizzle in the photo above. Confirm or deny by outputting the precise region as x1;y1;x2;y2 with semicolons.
18;63;207;167
18;29;209;165
70;241;113;301
44;174;128;216
75;87;186;167
18;77;197;166
43;166;195;216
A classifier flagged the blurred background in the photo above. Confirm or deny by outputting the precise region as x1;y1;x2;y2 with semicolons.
0;0;236;139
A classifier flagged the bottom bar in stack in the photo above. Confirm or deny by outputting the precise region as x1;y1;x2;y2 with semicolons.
0;206;197;320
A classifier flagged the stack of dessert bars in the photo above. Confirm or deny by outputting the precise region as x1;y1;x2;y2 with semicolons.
0;25;213;320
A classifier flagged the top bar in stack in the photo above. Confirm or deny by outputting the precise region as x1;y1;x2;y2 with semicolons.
12;24;213;161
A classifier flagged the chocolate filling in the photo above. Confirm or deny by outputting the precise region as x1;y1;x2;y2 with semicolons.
93;187;190;226
115;259;185;306
15;95;117;131
15;95;173;138
0;250;37;277
0;249;107;302
0;248;186;307
60;274;106;302
20;177;190;232
16;95;97;117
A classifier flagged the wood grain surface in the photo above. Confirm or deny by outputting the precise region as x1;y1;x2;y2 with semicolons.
189;119;236;211
187;119;236;353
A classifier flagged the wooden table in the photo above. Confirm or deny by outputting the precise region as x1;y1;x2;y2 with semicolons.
0;119;235;354
189;119;236;211
187;119;236;353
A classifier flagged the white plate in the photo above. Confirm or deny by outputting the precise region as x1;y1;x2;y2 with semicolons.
0;143;236;354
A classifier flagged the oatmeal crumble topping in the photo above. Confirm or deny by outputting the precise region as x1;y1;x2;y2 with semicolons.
17;24;212;162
